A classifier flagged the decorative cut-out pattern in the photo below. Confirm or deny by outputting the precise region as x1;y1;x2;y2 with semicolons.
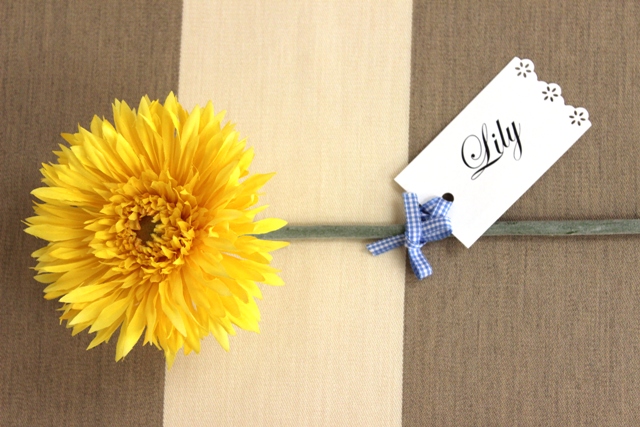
542;84;560;102
515;60;533;78
513;58;590;128
569;108;589;126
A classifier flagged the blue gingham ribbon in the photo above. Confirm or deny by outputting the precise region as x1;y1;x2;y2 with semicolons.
367;193;453;279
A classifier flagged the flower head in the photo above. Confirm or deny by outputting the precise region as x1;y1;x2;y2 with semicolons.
25;93;288;366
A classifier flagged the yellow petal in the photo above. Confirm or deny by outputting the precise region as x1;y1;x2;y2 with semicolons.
251;218;288;234
89;296;130;332
59;282;119;304
25;225;89;242
116;298;147;359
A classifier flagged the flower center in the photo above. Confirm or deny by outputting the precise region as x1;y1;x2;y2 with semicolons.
136;215;157;243
90;172;206;284
121;193;196;282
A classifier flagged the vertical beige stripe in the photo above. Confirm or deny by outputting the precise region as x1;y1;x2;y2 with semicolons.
164;1;412;426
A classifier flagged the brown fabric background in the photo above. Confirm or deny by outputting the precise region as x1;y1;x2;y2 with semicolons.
0;1;182;426
405;1;640;426
3;0;640;426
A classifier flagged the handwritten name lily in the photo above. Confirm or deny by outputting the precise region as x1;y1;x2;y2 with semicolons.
461;120;522;180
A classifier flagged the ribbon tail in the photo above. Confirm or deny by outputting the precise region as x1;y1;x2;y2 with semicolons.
407;247;433;280
403;193;422;243
367;234;405;256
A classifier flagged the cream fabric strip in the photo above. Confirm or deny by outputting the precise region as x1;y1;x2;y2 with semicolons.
164;1;412;425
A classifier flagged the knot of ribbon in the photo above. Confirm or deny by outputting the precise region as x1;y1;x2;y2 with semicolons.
366;193;453;279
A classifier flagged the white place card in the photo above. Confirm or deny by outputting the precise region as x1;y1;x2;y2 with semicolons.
395;57;591;247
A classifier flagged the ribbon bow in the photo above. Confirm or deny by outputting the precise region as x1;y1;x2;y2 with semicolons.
367;193;452;279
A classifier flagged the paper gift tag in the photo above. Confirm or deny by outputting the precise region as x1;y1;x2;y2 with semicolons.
395;57;591;248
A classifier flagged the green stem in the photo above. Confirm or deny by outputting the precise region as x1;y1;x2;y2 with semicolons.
260;220;640;240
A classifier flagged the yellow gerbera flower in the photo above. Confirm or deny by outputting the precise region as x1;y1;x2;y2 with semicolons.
25;93;288;367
